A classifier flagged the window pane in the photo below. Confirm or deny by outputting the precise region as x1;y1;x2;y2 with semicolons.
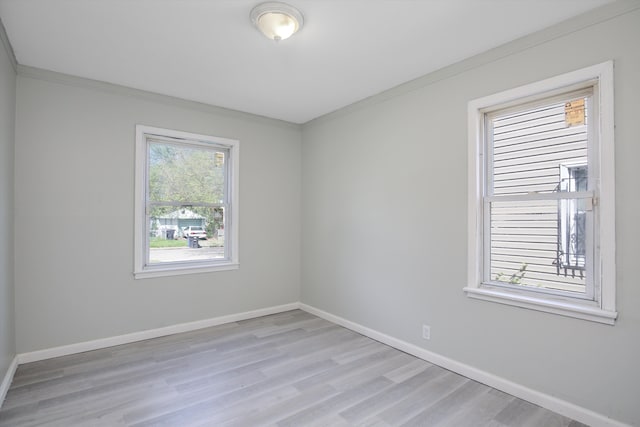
491;98;588;196
149;142;226;204
490;200;586;294
148;205;226;264
558;196;586;270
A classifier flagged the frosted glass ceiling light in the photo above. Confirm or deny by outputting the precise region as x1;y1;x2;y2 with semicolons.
251;2;304;41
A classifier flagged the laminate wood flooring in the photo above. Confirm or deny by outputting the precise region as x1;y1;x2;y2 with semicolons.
0;310;588;427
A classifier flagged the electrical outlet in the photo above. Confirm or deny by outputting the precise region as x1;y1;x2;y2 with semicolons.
422;325;431;340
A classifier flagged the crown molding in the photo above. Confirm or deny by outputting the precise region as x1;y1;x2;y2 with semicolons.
16;65;301;131
0;17;17;72
303;0;640;129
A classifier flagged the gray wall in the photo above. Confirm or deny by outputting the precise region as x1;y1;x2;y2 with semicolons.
14;71;302;353
301;7;640;426
0;21;16;388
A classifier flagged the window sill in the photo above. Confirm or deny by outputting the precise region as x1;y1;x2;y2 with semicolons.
134;262;239;279
463;286;617;325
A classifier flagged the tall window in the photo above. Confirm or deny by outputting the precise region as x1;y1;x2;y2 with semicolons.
466;62;616;324
135;126;239;278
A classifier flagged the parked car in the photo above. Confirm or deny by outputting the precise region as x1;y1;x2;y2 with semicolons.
182;226;207;239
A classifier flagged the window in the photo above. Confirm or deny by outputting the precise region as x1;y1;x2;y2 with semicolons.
134;125;239;278
557;163;587;275
466;62;616;324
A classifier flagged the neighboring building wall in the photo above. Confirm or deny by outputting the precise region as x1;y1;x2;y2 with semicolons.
0;19;16;393
14;70;302;354
489;98;589;292
155;209;206;231
301;6;640;426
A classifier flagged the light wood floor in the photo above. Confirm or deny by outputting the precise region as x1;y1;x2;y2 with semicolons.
0;310;587;427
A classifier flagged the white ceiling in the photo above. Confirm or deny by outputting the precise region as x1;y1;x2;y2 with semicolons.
0;0;612;124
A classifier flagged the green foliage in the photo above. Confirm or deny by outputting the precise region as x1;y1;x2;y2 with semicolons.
495;263;528;284
148;143;226;236
149;144;225;204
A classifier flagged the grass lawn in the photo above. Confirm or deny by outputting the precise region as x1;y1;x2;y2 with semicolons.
149;237;188;248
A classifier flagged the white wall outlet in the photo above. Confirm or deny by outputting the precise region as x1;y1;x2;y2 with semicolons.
422;324;431;340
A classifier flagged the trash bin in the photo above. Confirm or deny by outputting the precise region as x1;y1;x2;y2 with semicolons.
166;229;175;240
188;236;200;248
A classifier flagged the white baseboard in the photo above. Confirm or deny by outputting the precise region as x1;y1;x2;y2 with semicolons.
18;302;300;364
299;303;627;427
9;301;627;426
0;355;18;408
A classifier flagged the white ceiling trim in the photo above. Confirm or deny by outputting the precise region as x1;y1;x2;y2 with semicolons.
0;17;16;71
11;0;636;130
16;64;301;130
305;0;640;128
0;0;616;123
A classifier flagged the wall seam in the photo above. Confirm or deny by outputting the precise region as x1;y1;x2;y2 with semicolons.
0;17;16;72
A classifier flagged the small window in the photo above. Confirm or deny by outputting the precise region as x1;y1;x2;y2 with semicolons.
135;126;239;278
466;62;616;324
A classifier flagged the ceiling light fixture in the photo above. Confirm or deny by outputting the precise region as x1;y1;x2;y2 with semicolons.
250;2;304;42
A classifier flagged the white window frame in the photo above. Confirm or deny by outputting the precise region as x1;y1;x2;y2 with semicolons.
465;62;616;325
134;125;239;279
